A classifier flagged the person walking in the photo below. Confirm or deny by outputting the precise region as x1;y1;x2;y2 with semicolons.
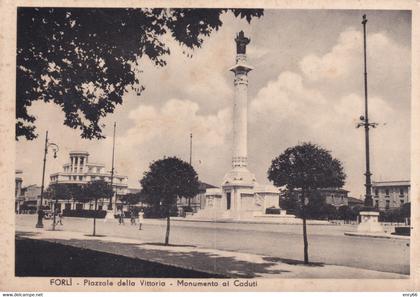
58;211;63;225
130;208;136;225
138;210;144;230
119;208;125;225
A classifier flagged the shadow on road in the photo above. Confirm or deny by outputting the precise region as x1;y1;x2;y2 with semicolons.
15;234;292;278
263;257;324;267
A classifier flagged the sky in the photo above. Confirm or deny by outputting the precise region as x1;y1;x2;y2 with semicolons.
16;9;412;199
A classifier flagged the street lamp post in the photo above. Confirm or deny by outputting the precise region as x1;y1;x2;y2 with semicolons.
35;131;59;228
355;14;383;234
357;14;378;208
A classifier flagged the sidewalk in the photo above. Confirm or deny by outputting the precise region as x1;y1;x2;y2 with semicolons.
15;225;408;279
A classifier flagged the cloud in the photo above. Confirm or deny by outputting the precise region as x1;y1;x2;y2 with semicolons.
113;99;232;187
246;27;409;198
299;28;410;101
250;71;326;123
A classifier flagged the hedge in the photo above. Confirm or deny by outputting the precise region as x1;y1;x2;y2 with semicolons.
63;209;107;218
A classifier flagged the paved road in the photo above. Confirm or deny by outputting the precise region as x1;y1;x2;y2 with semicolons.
16;214;410;275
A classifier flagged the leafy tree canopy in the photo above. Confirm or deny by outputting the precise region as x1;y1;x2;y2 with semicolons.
120;192;145;206
268;143;346;191
140;156;200;211
45;183;72;200
16;8;263;140
280;188;339;220
83;180;113;201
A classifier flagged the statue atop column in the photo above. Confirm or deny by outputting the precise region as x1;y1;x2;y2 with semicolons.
235;31;250;54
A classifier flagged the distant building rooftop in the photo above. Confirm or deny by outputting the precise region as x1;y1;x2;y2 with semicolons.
348;197;364;204
69;151;89;155
372;180;410;187
199;182;217;192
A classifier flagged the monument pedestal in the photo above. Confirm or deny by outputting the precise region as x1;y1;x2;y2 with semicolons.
357;211;384;233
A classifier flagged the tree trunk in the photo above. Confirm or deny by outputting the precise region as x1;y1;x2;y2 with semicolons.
301;190;309;264
93;197;97;236
165;215;170;246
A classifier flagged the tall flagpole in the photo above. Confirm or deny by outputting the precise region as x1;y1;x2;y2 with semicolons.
188;132;193;207
189;133;192;165
108;122;116;210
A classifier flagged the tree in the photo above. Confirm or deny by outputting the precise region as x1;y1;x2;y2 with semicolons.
66;184;86;204
305;190;327;220
45;183;72;230
83;180;113;236
120;192;143;206
324;204;339;221
281;189;337;220
16;8;263;140
338;205;356;223
268;143;346;264
279;188;300;215
140;156;200;245
401;202;411;219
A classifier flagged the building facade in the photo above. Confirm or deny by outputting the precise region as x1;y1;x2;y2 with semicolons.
19;184;42;214
372;180;410;211
176;182;217;215
320;188;349;209
15;170;23;213
347;197;364;209
288;188;350;209
49;151;128;211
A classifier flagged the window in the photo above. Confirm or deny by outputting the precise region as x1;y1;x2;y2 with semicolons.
374;189;379;196
76;203;83;210
399;188;404;196
385;189;389;196
375;200;379;208
385;200;390;210
79;176;83;181
400;199;405;206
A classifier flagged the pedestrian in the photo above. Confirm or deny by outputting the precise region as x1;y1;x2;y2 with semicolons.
119;209;125;225
58;211;63;225
138;210;144;230
130;209;136;225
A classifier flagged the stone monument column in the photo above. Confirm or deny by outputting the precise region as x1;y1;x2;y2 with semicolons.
222;31;256;218
229;31;253;169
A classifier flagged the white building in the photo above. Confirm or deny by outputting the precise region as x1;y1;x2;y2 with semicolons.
372;180;410;211
50;151;128;211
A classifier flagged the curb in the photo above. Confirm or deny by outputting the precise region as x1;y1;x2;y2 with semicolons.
344;232;410;240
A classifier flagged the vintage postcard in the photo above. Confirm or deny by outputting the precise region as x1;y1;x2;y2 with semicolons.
0;0;419;292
